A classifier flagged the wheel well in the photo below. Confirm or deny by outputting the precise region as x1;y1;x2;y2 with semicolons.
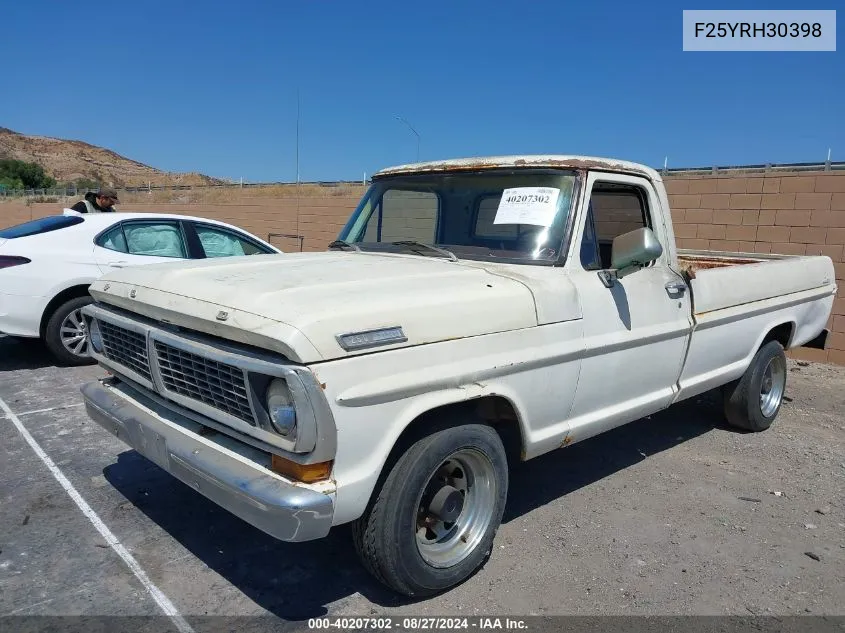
39;285;92;337
367;396;524;511
762;322;794;350
394;396;523;463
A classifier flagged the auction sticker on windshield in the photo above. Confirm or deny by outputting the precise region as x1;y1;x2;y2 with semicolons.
494;187;561;226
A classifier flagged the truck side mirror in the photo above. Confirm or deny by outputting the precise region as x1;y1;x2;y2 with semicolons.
598;227;663;287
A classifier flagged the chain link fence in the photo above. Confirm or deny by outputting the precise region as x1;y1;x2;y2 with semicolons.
1;160;842;200
0;180;368;200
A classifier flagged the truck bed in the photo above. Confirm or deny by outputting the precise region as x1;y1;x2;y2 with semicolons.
677;249;836;316
674;248;836;402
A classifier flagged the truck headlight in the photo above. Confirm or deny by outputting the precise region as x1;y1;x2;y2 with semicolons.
89;319;104;353
266;379;297;437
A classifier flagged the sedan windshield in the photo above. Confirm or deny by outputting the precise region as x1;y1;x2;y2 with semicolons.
337;169;578;264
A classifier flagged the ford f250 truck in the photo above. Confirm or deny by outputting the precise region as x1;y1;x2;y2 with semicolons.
79;155;836;596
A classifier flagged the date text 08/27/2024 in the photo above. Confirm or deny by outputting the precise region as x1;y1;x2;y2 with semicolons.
307;617;529;630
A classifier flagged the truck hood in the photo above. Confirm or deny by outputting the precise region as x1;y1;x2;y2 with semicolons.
88;251;539;363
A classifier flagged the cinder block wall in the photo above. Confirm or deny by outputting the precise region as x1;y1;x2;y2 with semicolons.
665;171;845;364
2;169;844;363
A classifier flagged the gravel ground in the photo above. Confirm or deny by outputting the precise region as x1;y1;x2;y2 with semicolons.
0;335;843;622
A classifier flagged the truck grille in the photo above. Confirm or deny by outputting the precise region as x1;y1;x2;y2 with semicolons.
98;321;152;381
154;341;253;423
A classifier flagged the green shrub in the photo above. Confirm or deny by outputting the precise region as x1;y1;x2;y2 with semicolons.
0;159;56;189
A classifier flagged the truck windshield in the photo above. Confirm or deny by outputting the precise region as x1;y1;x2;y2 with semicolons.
337;169;578;264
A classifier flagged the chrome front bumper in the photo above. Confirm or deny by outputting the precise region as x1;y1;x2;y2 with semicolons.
81;379;334;542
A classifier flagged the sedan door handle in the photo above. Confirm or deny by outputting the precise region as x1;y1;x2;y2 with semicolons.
665;281;687;295
108;261;128;268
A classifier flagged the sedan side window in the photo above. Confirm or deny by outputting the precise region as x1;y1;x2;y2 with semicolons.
194;225;270;257
123;222;187;258
97;224;128;253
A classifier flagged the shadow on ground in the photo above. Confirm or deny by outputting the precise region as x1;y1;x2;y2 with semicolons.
103;391;728;619
0;336;59;371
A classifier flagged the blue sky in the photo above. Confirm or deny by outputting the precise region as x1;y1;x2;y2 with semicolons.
1;0;842;182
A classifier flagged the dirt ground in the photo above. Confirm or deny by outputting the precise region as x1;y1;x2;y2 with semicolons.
0;335;843;623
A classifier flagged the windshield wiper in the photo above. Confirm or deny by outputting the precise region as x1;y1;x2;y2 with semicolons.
328;239;361;252
390;241;458;261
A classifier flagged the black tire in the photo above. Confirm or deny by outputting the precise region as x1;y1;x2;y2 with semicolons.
722;340;787;432
352;423;509;597
44;296;96;366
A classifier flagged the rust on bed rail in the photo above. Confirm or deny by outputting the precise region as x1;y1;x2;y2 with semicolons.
678;254;764;278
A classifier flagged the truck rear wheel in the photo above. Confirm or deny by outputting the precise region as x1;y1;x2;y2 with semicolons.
352;423;508;597
722;340;787;432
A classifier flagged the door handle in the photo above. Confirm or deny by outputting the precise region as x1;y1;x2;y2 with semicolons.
108;261;128;268
665;281;687;295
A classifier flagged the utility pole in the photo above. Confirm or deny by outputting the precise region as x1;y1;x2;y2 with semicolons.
296;89;301;245
395;115;420;162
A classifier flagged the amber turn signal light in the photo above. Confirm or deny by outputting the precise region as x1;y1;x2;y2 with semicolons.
270;454;333;483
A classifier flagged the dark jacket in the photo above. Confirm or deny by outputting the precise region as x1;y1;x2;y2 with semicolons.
70;192;114;213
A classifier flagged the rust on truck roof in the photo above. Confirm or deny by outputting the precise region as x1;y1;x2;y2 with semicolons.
373;155;663;181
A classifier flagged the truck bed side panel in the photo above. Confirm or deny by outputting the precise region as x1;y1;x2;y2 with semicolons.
675;286;835;402
686;255;835;315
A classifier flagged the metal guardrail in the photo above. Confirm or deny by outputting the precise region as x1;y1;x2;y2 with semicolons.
661;160;844;176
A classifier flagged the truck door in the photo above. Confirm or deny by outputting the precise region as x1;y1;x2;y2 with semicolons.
565;171;692;443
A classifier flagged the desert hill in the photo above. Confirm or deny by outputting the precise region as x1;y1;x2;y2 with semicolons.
0;127;221;188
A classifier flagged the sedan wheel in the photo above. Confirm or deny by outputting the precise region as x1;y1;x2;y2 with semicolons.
44;296;97;366
60;308;89;358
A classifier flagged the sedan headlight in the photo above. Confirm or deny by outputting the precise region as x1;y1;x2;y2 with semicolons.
266;378;297;438
89;318;104;353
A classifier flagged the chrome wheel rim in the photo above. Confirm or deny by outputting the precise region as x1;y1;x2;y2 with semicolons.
415;448;497;569
759;355;786;417
60;309;89;357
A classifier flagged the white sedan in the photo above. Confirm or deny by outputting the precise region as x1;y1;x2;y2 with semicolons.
0;210;280;365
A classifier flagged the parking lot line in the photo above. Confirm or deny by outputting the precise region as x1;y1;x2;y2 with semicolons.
8;403;85;418
0;395;195;633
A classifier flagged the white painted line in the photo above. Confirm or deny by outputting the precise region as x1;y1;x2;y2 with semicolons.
0;395;195;633
13;403;85;417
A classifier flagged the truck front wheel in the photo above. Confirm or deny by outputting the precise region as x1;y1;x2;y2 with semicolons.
352;423;509;597
722;340;787;432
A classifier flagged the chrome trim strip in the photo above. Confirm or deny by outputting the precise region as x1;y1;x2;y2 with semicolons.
692;286;836;330
335;326;408;352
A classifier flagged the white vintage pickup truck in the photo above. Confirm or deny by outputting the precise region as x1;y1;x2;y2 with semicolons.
79;155;836;596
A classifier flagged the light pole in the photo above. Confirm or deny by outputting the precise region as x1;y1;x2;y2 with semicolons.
395;115;420;162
